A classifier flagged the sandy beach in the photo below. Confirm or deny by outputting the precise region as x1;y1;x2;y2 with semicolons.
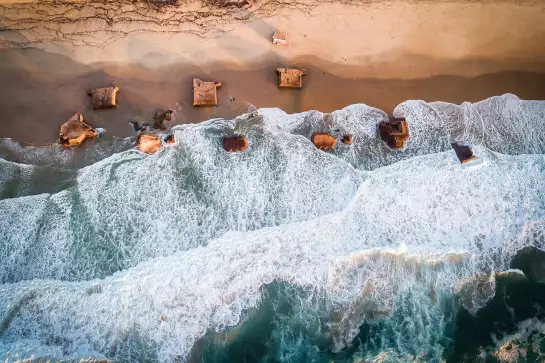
2;2;545;361
0;0;544;144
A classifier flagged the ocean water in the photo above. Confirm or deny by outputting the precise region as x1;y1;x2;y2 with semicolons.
0;93;544;362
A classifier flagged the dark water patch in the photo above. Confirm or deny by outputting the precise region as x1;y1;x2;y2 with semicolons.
331;290;457;363
0;136;134;169
189;262;545;363
448;271;545;362
511;246;545;284
0;161;76;199
191;283;456;363
191;283;336;363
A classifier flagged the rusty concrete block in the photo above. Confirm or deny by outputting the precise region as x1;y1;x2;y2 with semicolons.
379;118;409;149
451;143;477;164
88;86;119;109
59;113;98;147
277;68;306;88
193;78;222;106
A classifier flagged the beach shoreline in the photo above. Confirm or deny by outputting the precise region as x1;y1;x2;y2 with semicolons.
1;2;545;361
0;1;544;144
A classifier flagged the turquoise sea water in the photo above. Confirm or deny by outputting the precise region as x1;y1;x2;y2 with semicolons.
0;94;544;362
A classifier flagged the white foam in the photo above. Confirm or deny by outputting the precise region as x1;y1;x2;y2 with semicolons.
0;95;544;361
0;137;134;169
0;119;364;281
0;146;543;361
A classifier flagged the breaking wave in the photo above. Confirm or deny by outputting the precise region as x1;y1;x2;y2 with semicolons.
0;94;544;362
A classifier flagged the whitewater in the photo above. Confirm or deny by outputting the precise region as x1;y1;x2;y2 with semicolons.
0;93;544;362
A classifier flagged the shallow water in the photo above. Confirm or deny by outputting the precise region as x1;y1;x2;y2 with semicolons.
0;94;544;362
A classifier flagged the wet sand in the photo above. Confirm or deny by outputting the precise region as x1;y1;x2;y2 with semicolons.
2;48;545;144
0;1;544;144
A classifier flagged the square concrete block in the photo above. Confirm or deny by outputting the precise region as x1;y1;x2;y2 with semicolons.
277;68;307;88
88;86;119;109
193;78;222;106
379;119;409;150
451;143;477;164
272;32;288;45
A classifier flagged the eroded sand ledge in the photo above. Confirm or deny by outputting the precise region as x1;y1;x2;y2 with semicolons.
0;0;544;143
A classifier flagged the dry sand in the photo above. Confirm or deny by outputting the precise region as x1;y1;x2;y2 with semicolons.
0;0;544;144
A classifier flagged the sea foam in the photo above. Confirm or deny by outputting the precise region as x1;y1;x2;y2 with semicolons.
0;94;544;362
